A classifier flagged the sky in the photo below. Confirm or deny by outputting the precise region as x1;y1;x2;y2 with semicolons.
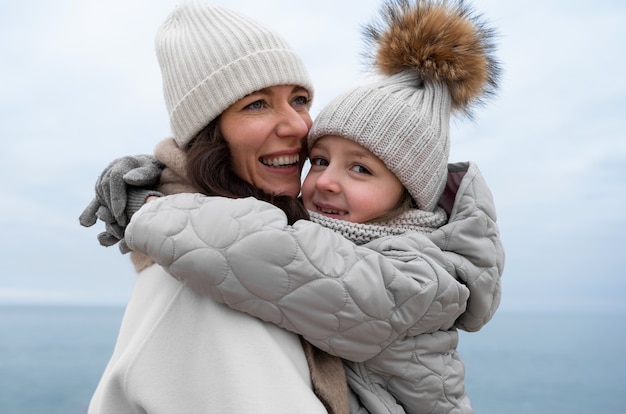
1;0;625;313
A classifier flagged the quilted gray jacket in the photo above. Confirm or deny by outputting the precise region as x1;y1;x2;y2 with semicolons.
125;161;504;414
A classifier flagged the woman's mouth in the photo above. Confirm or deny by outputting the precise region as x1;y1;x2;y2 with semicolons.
260;154;300;168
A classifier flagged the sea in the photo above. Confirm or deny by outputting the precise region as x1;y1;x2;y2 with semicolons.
1;305;624;414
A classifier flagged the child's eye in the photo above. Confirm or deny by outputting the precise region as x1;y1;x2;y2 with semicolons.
310;156;328;167
351;165;372;175
244;100;265;110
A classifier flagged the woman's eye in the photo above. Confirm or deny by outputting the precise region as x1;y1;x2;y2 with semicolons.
244;100;265;110
293;95;309;107
310;157;328;167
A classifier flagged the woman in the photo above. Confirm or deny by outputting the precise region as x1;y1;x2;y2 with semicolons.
83;2;349;413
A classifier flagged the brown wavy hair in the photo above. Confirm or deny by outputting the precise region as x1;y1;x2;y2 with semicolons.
184;118;310;224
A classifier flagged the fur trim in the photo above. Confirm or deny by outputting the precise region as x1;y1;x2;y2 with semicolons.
154;137;198;195
300;339;350;414
363;0;500;115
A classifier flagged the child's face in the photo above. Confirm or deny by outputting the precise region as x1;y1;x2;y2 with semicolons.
302;135;405;223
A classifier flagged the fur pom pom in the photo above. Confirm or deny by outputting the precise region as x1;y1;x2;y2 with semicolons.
363;0;500;114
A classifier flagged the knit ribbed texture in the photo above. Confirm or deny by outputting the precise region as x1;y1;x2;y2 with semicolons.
309;72;451;212
156;1;314;147
308;206;447;245
125;189;164;221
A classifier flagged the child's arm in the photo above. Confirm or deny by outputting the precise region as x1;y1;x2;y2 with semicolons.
125;194;469;362
429;161;505;332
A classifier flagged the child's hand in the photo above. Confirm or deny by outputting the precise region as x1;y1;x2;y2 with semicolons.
79;155;164;253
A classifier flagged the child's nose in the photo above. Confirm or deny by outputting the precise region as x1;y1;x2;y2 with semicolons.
315;167;341;193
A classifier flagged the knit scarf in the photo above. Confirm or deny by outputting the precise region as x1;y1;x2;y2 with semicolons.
308;207;448;245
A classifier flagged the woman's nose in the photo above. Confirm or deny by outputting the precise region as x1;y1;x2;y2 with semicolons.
276;106;311;139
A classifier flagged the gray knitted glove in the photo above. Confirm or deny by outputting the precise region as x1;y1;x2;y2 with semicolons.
79;155;164;253
91;188;162;253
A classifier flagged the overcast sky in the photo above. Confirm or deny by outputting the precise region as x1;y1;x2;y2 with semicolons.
1;0;624;313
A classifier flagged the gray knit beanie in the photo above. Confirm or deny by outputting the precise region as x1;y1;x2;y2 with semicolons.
309;72;451;212
156;1;314;148
308;0;500;212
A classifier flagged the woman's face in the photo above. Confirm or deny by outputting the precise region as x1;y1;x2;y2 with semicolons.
219;85;312;198
302;135;405;224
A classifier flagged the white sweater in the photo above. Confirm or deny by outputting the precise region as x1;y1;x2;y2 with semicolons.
89;263;327;414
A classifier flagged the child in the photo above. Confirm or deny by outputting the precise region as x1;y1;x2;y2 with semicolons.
124;1;504;412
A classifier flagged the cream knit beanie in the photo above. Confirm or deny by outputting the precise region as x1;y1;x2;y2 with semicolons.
156;1;314;148
309;0;500;212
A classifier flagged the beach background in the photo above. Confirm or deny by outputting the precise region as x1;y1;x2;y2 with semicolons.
1;0;625;413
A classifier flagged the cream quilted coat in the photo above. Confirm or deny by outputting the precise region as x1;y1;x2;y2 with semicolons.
126;161;504;414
